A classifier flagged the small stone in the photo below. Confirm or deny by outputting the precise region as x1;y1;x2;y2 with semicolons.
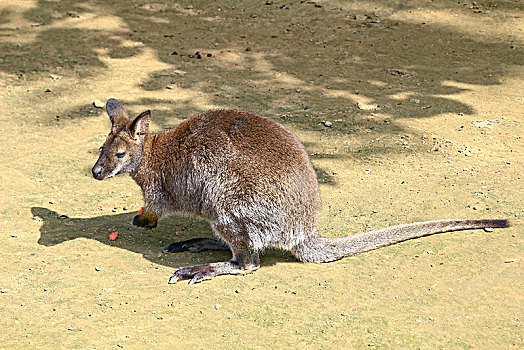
31;22;46;27
214;304;222;310
95;267;102;271
117;344;124;348
45;88;52;93
483;227;493;232
173;69;187;76
1;289;9;293
355;14;367;21
322;121;333;127
387;69;413;77
504;259;516;263
93;100;104;108
50;74;63;81
235;289;241;293
245;47;251;52
357;101;379;111
10;234;17;238
295;88;302;93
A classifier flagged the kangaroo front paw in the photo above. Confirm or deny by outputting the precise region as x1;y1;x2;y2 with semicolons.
133;213;157;229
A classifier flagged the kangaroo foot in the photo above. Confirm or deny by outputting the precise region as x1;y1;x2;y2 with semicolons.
168;260;259;285
132;213;157;229
162;238;230;253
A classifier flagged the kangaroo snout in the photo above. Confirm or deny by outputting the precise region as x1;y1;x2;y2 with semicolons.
92;164;105;180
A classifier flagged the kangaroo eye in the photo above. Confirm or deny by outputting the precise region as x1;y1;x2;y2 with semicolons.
115;152;126;158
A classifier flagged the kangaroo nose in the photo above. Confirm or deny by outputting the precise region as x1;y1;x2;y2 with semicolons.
92;165;103;180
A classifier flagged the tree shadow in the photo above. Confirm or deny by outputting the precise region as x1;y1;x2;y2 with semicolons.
3;1;522;188
4;0;517;159
32;207;293;269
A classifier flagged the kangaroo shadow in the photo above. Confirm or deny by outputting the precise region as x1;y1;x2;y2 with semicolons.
32;207;291;269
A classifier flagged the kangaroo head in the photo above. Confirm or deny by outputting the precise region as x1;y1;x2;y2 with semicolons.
92;98;151;180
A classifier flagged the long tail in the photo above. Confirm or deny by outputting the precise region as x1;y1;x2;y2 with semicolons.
293;219;511;263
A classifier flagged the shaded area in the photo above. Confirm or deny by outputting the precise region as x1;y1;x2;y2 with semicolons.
33;207;292;269
1;0;521;147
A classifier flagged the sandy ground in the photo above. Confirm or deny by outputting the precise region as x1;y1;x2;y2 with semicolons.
0;0;522;348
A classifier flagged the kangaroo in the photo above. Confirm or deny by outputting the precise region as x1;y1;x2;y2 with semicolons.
92;98;510;284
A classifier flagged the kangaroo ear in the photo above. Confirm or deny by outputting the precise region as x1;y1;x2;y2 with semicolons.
129;110;151;141
106;98;129;130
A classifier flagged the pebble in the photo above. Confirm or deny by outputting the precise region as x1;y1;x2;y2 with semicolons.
173;69;187;76
387;69;413;77
472;119;500;128
322;121;333;127
93;100;104;108
95;267;102;271
49;74;63;81
357;101;379;111
504;259;516;263
1;289;9;293
214;303;222;310
483;227;493;232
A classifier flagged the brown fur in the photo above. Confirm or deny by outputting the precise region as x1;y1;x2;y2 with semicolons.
92;99;510;284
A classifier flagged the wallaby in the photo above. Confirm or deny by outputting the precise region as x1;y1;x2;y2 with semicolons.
92;98;510;284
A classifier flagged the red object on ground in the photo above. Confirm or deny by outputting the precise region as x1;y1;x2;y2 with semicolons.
109;231;119;241
138;208;144;215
